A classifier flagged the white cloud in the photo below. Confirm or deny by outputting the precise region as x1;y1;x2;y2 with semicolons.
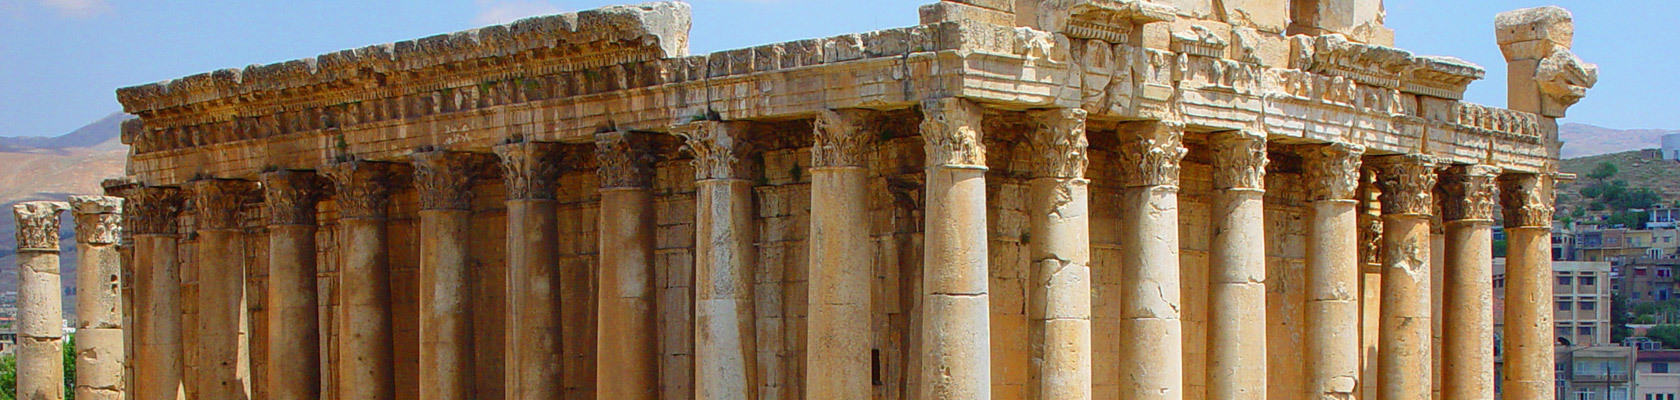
472;0;564;26
38;0;110;18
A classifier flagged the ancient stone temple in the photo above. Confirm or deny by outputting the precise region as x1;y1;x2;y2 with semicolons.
13;1;1599;399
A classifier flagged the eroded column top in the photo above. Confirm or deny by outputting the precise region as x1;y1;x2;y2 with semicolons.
674;120;755;181
1115;120;1186;188
13;201;68;252
1438;164;1500;223
1370;154;1439;216
261;170;328;226
188;179;257;231
1026;108;1088;179
1499;173;1555;229
495;141;564;198
595;132;656;189
920;98;986;169
69;196;124;245
1301;142;1366;202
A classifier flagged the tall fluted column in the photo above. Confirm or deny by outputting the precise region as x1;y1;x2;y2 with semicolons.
918;98;991;400
676;121;759;400
1299;143;1364;399
1438;165;1498;400
495;142;565;399
188;179;255;400
1025;109;1091;400
322;161;397;400
413;151;485;400
1207;131;1267;400
261;170;326;400
14;201;68;400
1500;173;1556;400
1370;155;1437;400
1115;121;1187;400
129;187;185;400
71;196;127;400
594;132;660;399
806;110;875;400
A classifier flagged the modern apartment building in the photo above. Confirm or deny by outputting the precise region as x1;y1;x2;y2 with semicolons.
1496;260;1615;346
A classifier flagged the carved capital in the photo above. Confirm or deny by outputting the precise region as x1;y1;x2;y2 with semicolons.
412;151;489;211
1115;120;1186;187
261;170;327;226
495;141;564;199
13;201;68;252
188;179;256;231
1499;173;1555;228
920;98;986;167
1211;131;1268;190
1370;154;1438;216
812;109;876;168
674;121;754;181
69;196;124;245
322;161;396;220
1028;108;1089;178
128;187;184;235
1301;142;1365;201
594;132;655;189
1534;48;1598;117
1438;164;1500;222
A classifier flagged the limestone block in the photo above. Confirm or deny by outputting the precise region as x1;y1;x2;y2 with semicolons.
76;328;127;391
1494;6;1573;50
921;2;1017;27
945;0;1014;13
1219;0;1288;33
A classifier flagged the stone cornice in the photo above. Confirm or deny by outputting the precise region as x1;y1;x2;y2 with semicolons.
127;186;184;235
1115;120;1185;188
593;132;656;189
674;121;753;181
1438;164;1500;222
1301;142;1365;201
1036;0;1176;44
811;109;876;168
69;196;125;245
1294;34;1485;100
321;161;398;220
1211;130;1268;190
495;141;564;199
1027;108;1088;179
188;179;257;231
1370;154;1438;216
412;151;491;211
920;98;986;168
261;170;328;226
13;201;68;252
1499;173;1555;228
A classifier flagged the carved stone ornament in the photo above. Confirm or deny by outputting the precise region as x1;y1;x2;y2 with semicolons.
594;132;655;189
674;121;754;181
919;98;986;168
1358;171;1383;267
13;201;68;252
412;151;485;211
189;179;257;231
128;186;184;235
321;161;396;220
69;196;125;245
261;170;327;226
812;109;874;168
1499;173;1555;228
1535;48;1599;112
1211;130;1268;190
1028;108;1089;179
1115;120;1186;187
1437;164;1500;222
1301;142;1365;201
495;141;564;198
1370;154;1438;216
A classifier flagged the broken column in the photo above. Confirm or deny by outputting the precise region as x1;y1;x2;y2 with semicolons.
71;196;127;400
188;178;255;400
1370;155;1436;400
1207;131;1268;400
676;121;759;400
14;201;68;400
1438;165;1498;400
1499;173;1556;400
413;150;483;399
918;98;992;400
1299;143;1364;399
806;110;874;400
128;186;185;400
1115;120;1187;400
1025;108;1092;400
322;160;398;400
495;141;566;399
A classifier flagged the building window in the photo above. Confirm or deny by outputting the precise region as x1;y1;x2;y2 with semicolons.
1656;362;1671;373
1579;326;1594;336
1582;301;1598;311
1560;276;1575;285
1558;327;1573;338
1582;276;1598;286
1559;301;1573;311
1661;268;1674;278
1495;278;1505;288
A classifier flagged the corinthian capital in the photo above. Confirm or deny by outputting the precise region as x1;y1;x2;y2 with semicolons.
674;121;753;181
1116;120;1186;187
261;170;328;226
920;98;986;167
595;132;655;189
1211;130;1268;190
322;161;397;220
495;141;564;199
188;179;257;231
128;186;183;235
1498;173;1555;228
1301;142;1365;201
13;201;68;252
412;151;490;211
1027;108;1088;179
1370;154;1438;216
1438;164;1500;222
812;109;876;168
69;196;124;245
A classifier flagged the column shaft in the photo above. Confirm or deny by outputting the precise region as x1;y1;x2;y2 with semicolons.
806;110;874;400
497;141;566;399
72;196;127;400
1500;173;1556;400
1438;165;1498;400
1299;143;1364;399
917;98;991;400
323;161;397;400
14;202;68;400
1207;132;1267;400
414;151;482;400
593;135;659;399
189;179;254;400
263;170;325;400
1372;155;1437;400
1025;109;1091;400
677;121;758;400
1116;121;1186;400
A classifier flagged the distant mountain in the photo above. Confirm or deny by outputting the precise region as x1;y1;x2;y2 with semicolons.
1560;123;1680;159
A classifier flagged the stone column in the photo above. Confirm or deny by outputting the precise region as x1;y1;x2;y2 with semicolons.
1115;120;1187;400
594;132;660;399
917;98;991;400
1370;155;1437;400
1299;143;1364;399
261;170;326;400
495;141;565;399
1206;131;1267;400
675;120;759;400
1499;173;1556;400
1023;109;1091;400
188;178;255;400
412;151;485;400
128;187;185;400
1437;165;1498;400
322;161;397;400
805;110;875;400
14;201;68;400
71;196;126;400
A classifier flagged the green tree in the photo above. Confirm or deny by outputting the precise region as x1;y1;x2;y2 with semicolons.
1647;324;1680;349
1589;162;1619;182
0;353;15;400
1613;292;1634;343
63;334;74;400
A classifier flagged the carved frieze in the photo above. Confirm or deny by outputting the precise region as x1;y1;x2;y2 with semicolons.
595;132;656;189
128;187;184;235
69;196;125;246
1211;130;1268;190
674;121;754;181
1036;0;1175;44
261;170;328;226
188;179;257;231
1499;173;1555;228
1027;108;1089;179
321;161;396;220
812;109;875;168
1453;103;1542;139
1370;154;1438;216
1300;142;1365;201
1115;120;1185;187
1438;164;1500;222
919;98;986;168
412;151;488;211
12;201;68;252
495;141;564;198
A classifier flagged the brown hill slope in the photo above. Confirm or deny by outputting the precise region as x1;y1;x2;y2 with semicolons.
1556;150;1680;217
0;113;131;311
1560;123;1680;159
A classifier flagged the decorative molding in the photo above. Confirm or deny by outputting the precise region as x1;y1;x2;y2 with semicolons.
495;141;564;199
321;161;396;220
261;170;327;226
1300;142;1365;201
1499;173;1555;228
1370;154;1438;216
188;179;257;230
1438;164;1500;222
1027;108;1089;179
1115;120;1185;187
1036;0;1176;44
128;187;184;235
594;132;655;189
919;98;986;168
412;151;486;211
13;201;68;252
674;121;753;181
811;109;875;168
69;196;125;245
1452;103;1542;139
1211;130;1268;190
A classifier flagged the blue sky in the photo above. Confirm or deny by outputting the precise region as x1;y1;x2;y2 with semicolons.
1;0;1674;137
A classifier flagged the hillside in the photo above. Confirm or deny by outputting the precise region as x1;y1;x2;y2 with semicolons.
1560;123;1680;159
1557;150;1680;218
